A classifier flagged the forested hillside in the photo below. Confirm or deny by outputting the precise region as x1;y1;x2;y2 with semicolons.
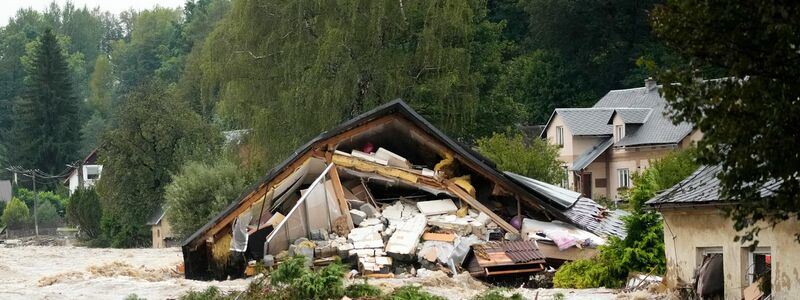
0;0;673;173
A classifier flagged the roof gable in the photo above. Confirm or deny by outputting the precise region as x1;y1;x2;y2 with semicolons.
182;99;590;249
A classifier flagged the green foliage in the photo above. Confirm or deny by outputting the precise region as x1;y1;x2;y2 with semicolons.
96;82;221;247
35;199;61;228
2;197;31;229
346;280;383;298
165;157;250;239
476;129;564;184
383;286;445;300
293;261;346;300
553;258;623;288
180;286;230;300
269;256;310;287
472;289;523;300
652;0;800;243
552;293;565;300
0;201;6;226
67;187;103;238
554;149;698;288
10;28;80;175
124;294;147;300
14;188;68;218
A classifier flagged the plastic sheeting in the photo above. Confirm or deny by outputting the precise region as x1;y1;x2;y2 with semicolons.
231;212;253;252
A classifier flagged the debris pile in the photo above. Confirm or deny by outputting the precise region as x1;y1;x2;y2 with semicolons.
182;102;627;282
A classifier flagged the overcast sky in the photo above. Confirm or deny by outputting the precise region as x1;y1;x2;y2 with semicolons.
0;0;186;26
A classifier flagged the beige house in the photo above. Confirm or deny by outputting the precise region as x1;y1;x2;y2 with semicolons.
541;79;702;199
147;207;176;248
647;165;798;299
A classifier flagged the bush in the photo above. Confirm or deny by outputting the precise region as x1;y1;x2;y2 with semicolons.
553;149;697;288
35;199;61;228
67;187;103;238
294;261;346;300
346;281;383;298
165;158;250;239
2;197;30;229
383;286;446;300
180;286;231;300
472;289;524;300
14;188;69;218
269;256;309;287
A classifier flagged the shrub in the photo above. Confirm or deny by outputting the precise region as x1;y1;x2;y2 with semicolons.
35;199;61;228
2;197;30;229
67;187;103;238
270;256;309;287
165;158;250;239
383;286;445;300
180;286;231;300
124;294;147;300
294;261;346;300
472;289;524;300
346;281;383;298
553;149;697;288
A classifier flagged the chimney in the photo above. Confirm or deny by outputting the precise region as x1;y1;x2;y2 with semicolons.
644;77;657;92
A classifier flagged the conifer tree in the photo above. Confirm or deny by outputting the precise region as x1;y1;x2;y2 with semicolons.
11;28;80;175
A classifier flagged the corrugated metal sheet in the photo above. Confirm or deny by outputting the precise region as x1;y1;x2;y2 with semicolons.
571;137;614;171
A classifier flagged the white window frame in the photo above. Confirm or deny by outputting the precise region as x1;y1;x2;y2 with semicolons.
618;168;630;188
555;126;564;146
561;166;569;188
614;125;625;142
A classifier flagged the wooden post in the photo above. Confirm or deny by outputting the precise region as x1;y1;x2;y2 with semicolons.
327;165;354;229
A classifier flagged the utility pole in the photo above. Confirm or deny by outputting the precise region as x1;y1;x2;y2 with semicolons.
31;169;38;236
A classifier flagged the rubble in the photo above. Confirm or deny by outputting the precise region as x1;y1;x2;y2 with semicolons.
182;100;627;282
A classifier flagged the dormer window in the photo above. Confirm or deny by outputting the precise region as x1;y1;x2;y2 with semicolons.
614;125;625;142
556;126;564;146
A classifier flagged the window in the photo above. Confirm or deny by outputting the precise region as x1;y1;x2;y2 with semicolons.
561;166;569;188
746;247;771;295
696;247;724;298
555;126;564;146
618;168;630;188
85;165;101;180
614;125;625;142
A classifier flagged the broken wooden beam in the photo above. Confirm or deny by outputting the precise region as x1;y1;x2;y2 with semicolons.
445;180;519;235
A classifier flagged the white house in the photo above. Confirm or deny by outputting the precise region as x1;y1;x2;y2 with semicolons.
64;149;103;195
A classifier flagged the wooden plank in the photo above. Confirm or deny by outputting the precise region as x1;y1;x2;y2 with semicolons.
446;181;519;235
327;165;354;230
191;153;312;248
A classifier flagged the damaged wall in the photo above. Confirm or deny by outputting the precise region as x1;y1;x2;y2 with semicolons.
660;207;800;299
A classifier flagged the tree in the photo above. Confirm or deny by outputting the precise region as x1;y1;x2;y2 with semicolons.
67;187;103;238
10;28;80;175
187;0;525;170
2;197;31;229
651;1;800;243
165;158;250;239
554;149;697;288
96;82;221;247
476;130;564;184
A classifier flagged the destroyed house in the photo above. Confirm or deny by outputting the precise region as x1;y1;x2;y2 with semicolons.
181;99;625;280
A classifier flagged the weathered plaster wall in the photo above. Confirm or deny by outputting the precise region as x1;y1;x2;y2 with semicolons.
660;207;800;299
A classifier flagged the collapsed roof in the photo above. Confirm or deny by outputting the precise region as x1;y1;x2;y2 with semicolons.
181;99;625;279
